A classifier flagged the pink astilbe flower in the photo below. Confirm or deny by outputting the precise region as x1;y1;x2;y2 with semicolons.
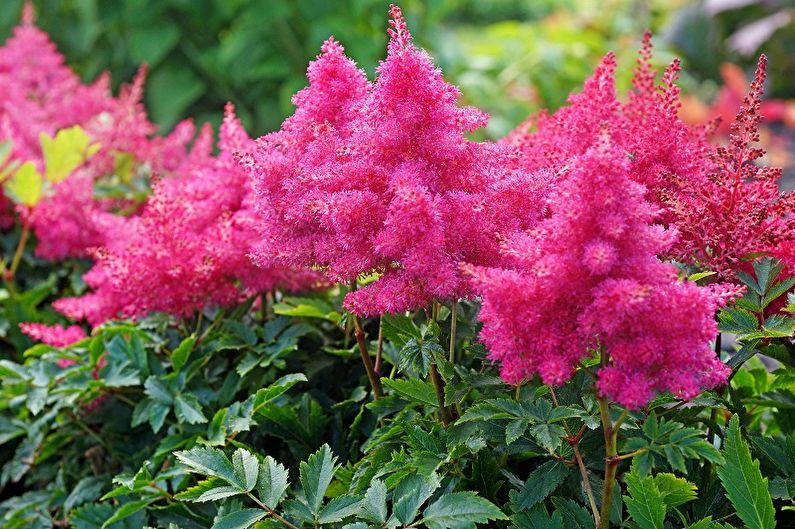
0;7;204;259
250;5;543;316
56;106;320;326
19;322;86;348
506;36;794;281
469;139;729;409
664;55;795;278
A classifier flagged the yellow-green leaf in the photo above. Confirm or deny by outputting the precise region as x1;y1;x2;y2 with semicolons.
40;126;100;183
5;162;43;206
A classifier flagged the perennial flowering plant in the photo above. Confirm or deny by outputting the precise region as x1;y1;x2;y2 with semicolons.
0;4;794;529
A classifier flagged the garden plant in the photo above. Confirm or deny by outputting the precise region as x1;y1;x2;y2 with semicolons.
1;3;794;529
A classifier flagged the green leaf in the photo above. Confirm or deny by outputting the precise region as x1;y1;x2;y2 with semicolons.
512;504;564;529
688;271;717;282
716;415;775;529
100;498;156;528
654;473;697;508
64;476;107;512
174;394;208;424
515;460;569;510
5;161;43;206
549;497;595;529
40;126;100;182
528;423;565;453
210;508;266;529
505;418;529;445
144;377;173;404
420;491;506;529
232;448;259;492
175;446;242;488
624;472;665;529
359;479;387;523
318;495;362;524
299;444;337;515
253;373;307;412
382;378;439;407
257;456;289;507
171;335;195;372
176;477;241;502
393;473;440;524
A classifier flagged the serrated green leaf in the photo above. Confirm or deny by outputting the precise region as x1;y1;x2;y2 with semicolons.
299;444;336;515
100;498;156;528
360;479;387;523
716;415;775;529
253;373;307;412
550;497;595;529
515;460;569;510
318;495;362;524
232;448;259;492
171;335;195;372
175;446;242;488
174;394;207;424
528;423;565;453
624;473;665;529
394;473;440;524
382;377;438;407
257;456;289;507
654;473;697;508
420;491;506;529
210;508;266;529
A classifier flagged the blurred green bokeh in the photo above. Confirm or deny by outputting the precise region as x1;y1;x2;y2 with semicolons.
0;0;792;139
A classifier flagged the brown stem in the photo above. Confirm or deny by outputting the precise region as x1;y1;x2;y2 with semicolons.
597;347;619;529
448;300;458;363
374;317;384;375
429;363;450;427
352;315;383;399
245;492;300;529
551;388;600;527
8;218;30;279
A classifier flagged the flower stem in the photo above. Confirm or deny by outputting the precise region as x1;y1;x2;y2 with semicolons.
352;315;383;400
374;317;384;375
429;362;450;427
448;300;458;363
597;348;619;529
8;217;30;279
550;387;600;527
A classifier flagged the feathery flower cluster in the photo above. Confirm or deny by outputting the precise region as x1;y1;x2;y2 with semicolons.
55;106;319;326
249;5;543;315
0;7;207;260
664;55;795;278
19;322;86;348
506;36;795;280
469;139;730;408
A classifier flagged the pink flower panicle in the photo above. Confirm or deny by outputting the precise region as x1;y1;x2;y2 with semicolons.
666;55;795;278
56;106;319;327
470;139;729;409
250;7;542;316
19;322;86;348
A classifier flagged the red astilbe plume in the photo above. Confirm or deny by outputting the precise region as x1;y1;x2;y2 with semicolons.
249;5;544;315
469;139;729;409
665;55;795;279
55;106;320;327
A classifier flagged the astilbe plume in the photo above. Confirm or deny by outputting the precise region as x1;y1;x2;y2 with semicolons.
507;36;794;281
664;55;795;278
249;5;543;315
469;139;729;409
19;322;86;348
54;107;319;326
0;6;205;259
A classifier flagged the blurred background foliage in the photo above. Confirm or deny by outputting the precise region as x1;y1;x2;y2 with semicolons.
0;0;794;140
